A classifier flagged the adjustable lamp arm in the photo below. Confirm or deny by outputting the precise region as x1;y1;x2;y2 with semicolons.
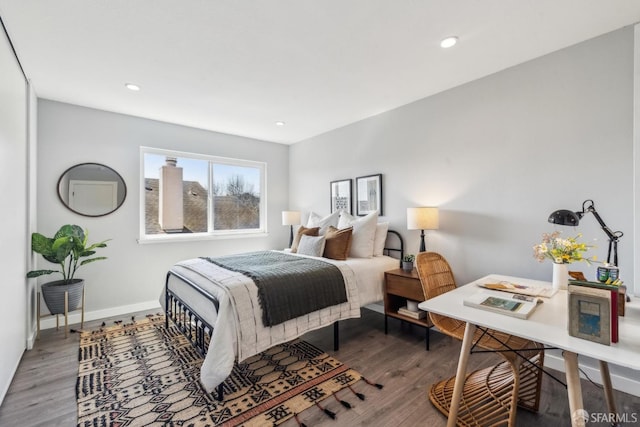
579;199;624;243
578;200;623;266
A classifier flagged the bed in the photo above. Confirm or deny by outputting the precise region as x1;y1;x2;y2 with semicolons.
163;213;403;399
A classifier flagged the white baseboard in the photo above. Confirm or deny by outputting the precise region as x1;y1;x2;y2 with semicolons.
544;351;640;397
37;300;162;330
0;351;22;408
364;302;384;314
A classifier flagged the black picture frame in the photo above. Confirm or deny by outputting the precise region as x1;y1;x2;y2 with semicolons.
355;174;383;216
330;179;352;213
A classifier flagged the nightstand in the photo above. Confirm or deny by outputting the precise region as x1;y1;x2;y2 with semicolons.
384;268;433;350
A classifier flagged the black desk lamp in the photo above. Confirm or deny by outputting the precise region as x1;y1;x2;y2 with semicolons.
548;199;623;266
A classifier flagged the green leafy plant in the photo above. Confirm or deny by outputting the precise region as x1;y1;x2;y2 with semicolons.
403;254;415;263
27;224;110;284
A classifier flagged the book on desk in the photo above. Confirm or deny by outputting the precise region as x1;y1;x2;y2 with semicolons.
463;292;542;319
568;281;620;345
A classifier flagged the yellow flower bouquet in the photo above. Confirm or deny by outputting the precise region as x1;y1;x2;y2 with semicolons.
533;231;594;264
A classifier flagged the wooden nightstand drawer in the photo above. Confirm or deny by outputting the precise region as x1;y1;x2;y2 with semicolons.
385;272;425;301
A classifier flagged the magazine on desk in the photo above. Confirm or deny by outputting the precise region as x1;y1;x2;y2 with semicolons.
477;280;557;298
463;291;543;319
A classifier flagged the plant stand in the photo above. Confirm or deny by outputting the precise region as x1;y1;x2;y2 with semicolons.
37;286;85;339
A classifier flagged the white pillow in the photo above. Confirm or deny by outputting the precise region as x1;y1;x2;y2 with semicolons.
373;222;389;256
296;235;326;257
338;211;378;258
306;211;340;235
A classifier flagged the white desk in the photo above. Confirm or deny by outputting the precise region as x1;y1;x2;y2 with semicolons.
418;274;640;427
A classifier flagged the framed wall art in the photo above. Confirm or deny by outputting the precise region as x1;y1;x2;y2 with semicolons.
330;179;352;213
356;174;383;216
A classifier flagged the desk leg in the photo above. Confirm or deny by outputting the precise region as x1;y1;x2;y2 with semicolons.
447;322;476;427
599;361;617;416
564;351;585;427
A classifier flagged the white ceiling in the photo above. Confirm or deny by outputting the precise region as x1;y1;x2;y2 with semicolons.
1;1;640;144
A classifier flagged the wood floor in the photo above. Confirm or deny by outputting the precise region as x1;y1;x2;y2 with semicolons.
0;308;638;426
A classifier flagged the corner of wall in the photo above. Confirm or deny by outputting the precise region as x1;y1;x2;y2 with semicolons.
634;23;640;297
25;81;38;348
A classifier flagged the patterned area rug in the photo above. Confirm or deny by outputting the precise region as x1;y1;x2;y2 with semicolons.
76;315;380;426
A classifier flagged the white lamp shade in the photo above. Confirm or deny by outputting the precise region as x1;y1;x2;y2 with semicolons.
407;207;439;230
282;210;301;226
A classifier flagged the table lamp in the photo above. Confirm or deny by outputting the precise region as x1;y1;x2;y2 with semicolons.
407;207;439;252
282;211;301;247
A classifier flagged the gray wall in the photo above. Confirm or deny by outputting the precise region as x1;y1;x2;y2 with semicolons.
291;27;634;290
290;26;639;394
36;100;290;317
0;24;29;403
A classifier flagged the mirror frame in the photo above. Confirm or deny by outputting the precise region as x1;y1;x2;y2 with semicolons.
57;162;127;217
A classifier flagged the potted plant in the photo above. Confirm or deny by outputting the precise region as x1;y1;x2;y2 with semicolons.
27;224;109;315
402;254;415;272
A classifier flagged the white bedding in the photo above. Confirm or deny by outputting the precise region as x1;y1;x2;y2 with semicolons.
163;252;398;392
345;255;399;305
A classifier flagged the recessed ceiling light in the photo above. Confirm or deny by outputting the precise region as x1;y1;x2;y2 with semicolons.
440;36;458;49
275;121;285;126
125;83;140;91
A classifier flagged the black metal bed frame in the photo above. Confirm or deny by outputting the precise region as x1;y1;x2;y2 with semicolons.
164;229;404;401
164;270;224;398
384;230;404;268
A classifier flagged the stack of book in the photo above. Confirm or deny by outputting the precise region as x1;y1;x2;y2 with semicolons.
398;306;427;319
568;280;622;345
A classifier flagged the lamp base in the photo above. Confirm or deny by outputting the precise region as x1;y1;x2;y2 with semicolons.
289;225;294;248
419;230;426;252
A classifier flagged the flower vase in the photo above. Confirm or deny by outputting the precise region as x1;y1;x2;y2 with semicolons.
552;262;569;291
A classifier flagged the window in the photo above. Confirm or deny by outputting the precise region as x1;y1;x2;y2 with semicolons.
140;147;266;241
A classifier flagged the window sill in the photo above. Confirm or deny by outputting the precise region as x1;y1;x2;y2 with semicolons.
137;231;269;244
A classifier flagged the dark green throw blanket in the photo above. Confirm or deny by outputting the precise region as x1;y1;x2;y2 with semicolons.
202;251;347;327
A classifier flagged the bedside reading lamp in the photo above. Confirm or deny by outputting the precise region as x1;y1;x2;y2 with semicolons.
407;207;439;252
548;199;623;266
282;211;301;248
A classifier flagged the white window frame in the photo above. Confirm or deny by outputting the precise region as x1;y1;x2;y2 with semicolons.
139;146;267;243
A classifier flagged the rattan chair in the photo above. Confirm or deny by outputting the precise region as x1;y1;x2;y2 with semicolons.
416;252;544;427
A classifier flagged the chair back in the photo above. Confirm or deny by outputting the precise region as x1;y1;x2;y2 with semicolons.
415;252;466;340
415;252;457;299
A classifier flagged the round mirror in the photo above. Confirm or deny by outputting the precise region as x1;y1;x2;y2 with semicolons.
57;163;127;217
